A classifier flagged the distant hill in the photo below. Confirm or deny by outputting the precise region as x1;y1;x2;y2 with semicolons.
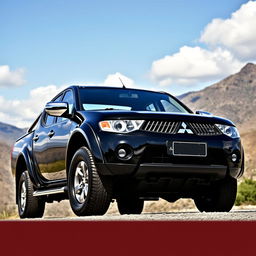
0;122;27;214
180;63;256;127
0;122;27;146
180;63;256;178
0;141;15;213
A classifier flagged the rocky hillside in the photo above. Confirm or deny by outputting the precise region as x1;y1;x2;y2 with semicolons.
180;63;256;177
0;122;27;213
0;122;26;146
0;141;15;214
0;122;26;214
180;63;256;126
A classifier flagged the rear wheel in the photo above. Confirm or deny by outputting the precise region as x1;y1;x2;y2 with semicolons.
68;147;111;216
117;196;144;215
18;171;45;218
194;177;237;212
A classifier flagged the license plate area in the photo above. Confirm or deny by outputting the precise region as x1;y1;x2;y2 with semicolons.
170;141;207;157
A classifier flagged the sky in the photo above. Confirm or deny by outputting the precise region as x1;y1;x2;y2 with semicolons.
0;0;255;127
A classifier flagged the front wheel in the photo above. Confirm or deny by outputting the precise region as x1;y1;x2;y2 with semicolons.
194;177;237;212
18;171;45;218
68;147;111;216
117;196;144;215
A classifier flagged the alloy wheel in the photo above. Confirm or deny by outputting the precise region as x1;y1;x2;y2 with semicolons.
20;180;27;212
74;161;89;203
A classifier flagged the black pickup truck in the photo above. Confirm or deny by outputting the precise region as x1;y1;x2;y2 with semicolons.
11;86;244;218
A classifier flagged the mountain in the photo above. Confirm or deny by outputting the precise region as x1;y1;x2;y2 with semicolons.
0;122;27;146
180;63;256;178
0;122;26;215
0;141;15;214
180;63;256;127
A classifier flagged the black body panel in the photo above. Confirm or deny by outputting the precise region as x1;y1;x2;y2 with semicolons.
11;86;244;202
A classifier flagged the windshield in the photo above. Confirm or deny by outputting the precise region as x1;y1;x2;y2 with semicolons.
79;88;190;113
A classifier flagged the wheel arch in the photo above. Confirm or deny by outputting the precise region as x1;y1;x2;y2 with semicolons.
66;126;104;176
15;150;36;204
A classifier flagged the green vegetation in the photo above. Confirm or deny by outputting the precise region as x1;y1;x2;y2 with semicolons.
235;179;256;206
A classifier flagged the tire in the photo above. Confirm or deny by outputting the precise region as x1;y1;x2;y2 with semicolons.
68;146;111;216
194;177;237;212
18;171;45;219
117;196;144;215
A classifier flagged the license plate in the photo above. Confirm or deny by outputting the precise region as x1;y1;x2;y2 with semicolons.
170;141;207;157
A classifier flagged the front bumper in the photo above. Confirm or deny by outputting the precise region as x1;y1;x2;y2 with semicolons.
96;162;227;179
95;130;244;179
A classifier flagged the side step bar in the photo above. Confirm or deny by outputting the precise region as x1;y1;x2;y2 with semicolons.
33;186;67;197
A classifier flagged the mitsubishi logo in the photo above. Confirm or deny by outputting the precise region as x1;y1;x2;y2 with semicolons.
177;122;193;134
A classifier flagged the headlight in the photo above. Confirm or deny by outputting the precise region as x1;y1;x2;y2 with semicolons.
215;124;240;138
99;120;144;133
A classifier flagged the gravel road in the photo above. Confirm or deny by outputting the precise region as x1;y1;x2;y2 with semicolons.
41;209;256;221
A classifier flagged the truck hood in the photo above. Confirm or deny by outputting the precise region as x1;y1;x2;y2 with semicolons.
77;110;235;126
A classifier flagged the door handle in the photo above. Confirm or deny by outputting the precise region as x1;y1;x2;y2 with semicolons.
48;130;55;138
33;135;39;142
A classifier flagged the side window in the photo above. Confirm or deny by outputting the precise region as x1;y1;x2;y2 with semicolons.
42;94;63;127
161;100;180;113
63;90;74;114
146;103;156;111
43;114;55;127
57;90;74;123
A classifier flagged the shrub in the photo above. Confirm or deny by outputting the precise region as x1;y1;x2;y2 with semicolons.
235;179;256;206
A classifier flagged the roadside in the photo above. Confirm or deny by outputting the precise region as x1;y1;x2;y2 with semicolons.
2;199;256;220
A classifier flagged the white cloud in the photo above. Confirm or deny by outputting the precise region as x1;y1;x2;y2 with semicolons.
0;85;66;128
150;1;256;87
0;73;138;128
103;72;136;88
200;1;256;60
0;65;26;87
150;46;244;86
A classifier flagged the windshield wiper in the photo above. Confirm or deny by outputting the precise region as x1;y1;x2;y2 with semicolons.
91;108;124;111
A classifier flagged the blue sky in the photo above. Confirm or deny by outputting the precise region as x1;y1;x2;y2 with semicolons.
0;0;255;127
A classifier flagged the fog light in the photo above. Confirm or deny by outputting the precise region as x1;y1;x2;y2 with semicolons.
231;154;237;162
118;148;127;158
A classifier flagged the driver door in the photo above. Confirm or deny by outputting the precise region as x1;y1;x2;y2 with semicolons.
32;94;63;180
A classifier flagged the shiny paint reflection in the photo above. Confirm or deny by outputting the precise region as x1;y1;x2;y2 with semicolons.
33;117;75;180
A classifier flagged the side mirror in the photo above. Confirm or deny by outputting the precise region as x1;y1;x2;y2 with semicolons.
195;110;213;116
45;102;68;117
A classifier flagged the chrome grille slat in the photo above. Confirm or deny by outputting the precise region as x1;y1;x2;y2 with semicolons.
168;122;174;133
156;121;163;132
174;122;180;133
196;123;204;135
148;121;155;131
203;124;209;134
190;123;200;134
142;120;221;136
197;123;203;134
206;124;212;134
199;123;207;135
169;122;175;133
160;121;167;133
165;122;171;133
191;123;198;133
144;121;151;131
152;121;159;132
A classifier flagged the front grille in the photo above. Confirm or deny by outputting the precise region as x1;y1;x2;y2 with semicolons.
141;120;222;136
143;120;180;134
187;122;221;136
